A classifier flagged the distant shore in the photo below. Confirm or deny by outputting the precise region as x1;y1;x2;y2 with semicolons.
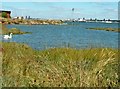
1;18;119;34
1;18;64;25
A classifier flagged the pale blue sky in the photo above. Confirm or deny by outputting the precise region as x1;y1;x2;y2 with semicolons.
1;2;118;20
2;0;120;2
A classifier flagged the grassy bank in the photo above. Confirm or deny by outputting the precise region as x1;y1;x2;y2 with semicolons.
1;18;63;25
0;24;31;35
87;27;120;32
2;42;119;87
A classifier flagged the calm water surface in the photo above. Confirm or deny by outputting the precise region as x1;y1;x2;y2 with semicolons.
4;22;118;50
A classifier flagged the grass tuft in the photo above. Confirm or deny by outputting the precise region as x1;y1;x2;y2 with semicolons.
2;42;119;87
0;24;31;35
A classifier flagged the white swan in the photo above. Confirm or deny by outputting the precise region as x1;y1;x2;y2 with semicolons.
4;33;13;39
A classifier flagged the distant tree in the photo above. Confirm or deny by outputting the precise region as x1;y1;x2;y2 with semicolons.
90;18;92;21
2;12;7;18
103;19;105;21
95;18;97;21
21;16;24;20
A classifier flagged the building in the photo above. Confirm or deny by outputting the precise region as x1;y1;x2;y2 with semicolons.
0;10;11;18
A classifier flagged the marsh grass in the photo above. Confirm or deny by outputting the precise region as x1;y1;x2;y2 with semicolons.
2;42;119;87
0;24;31;35
86;28;120;32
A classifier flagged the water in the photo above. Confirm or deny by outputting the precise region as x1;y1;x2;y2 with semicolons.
3;22;118;50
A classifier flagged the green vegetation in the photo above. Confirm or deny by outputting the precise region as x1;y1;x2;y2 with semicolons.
2;12;7;18
0;24;31;35
2;42;119;87
87;27;120;32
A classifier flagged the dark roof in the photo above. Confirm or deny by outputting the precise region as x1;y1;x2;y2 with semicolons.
0;10;11;13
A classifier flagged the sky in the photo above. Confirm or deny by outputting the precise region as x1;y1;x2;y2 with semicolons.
1;0;120;2
1;1;118;20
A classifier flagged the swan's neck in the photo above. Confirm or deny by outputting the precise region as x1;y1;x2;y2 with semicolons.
9;34;12;38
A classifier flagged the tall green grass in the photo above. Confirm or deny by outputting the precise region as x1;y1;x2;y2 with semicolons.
2;42;119;87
